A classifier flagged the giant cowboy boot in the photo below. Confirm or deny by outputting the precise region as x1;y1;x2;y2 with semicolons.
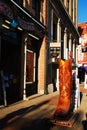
54;59;72;117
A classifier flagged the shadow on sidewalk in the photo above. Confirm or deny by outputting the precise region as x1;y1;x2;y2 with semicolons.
0;111;84;130
21;118;54;130
0;100;50;129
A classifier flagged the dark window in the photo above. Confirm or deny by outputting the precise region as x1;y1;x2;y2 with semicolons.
32;0;36;9
26;51;34;82
53;23;57;41
32;0;40;19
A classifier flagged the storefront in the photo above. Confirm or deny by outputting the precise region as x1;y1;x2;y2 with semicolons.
0;0;46;105
0;23;22;105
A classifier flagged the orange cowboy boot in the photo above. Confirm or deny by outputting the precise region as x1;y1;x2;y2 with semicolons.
54;59;72;117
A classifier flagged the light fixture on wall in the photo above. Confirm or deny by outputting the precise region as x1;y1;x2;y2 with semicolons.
5;20;11;24
2;24;10;29
28;33;39;40
5;19;23;31
17;26;23;31
10;19;18;28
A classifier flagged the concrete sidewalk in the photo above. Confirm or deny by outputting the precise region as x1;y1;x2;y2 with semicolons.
0;91;59;119
0;90;87;130
0;89;87;120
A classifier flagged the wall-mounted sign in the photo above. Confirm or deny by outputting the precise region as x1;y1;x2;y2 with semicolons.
50;42;61;58
50;42;61;48
78;45;87;64
10;19;18;28
78;35;87;64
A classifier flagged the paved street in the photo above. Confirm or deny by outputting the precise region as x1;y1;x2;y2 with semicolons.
0;88;87;130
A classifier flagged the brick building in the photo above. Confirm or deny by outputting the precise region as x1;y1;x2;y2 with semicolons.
46;0;79;91
0;0;79;105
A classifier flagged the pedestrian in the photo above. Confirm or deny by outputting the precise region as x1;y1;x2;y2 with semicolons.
82;113;87;130
78;64;85;83
81;64;85;83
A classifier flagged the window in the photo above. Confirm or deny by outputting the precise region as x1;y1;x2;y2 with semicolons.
32;0;36;9
26;50;36;83
26;51;34;82
53;23;57;41
32;0;40;19
53;14;57;41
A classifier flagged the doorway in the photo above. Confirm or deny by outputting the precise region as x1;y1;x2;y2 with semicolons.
0;37;21;104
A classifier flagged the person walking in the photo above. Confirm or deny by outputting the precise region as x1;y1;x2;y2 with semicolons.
81;64;85;83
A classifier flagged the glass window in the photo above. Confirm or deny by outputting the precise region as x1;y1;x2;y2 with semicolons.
32;0;36;9
26;51;34;83
32;0;40;19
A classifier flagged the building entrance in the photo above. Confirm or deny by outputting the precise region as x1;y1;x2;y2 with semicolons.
0;37;21;105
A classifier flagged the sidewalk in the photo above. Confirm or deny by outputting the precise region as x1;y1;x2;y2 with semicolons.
80;83;87;92
0;88;87;120
0;90;87;130
0;91;59;119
